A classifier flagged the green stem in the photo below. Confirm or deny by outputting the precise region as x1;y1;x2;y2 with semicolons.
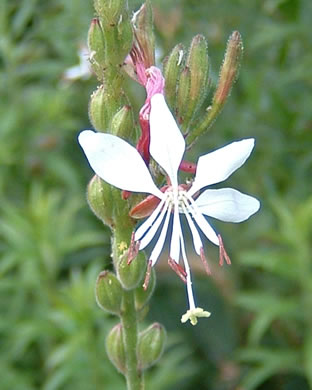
112;195;144;390
120;290;144;390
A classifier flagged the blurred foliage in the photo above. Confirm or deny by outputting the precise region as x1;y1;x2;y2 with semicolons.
0;0;311;389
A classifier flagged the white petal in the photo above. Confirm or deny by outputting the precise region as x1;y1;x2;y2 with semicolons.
188;138;255;196
149;94;185;187
78;131;163;198
195;188;260;223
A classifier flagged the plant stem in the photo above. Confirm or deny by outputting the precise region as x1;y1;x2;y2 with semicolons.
120;289;144;390
112;194;145;390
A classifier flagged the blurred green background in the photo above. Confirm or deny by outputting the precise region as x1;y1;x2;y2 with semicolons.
1;0;312;389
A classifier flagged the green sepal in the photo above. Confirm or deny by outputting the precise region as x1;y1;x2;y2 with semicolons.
95;271;123;315
106;323;126;374
137;323;166;370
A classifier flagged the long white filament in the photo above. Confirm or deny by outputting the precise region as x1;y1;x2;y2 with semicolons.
139;197;170;250
135;196;167;242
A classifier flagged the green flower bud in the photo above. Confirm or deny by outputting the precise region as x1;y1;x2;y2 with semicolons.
87;18;106;80
95;271;122;315
176;66;191;127
187;31;243;147
89;84;127;132
89;85;110;132
213;30;243;106
106;323;126;374
134;267;156;312
117;252;146;290
111;105;134;139
116;11;133;64
138;323;166;371
87;175;114;227
94;0;125;26
163;43;185;111
133;1;155;67
181;34;210;132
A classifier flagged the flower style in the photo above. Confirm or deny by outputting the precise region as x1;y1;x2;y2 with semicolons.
78;93;260;325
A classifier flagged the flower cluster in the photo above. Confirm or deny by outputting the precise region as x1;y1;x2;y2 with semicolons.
79;93;260;325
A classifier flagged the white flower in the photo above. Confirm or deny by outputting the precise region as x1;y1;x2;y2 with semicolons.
78;93;260;325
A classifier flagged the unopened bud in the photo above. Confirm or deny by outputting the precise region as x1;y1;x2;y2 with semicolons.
94;0;125;25
87;175;114;227
180;34;209;131
186;31;243;147
106;323;126;374
95;271;122;315
135;267;156;311
89;85;110;132
138;323;166;370
87;18;105;80
213;31;243;106
89;85;126;132
133;1;155;68
163;43;185;111
117;251;146;290
115;12;133;64
176;66;191;127
111;105;134;139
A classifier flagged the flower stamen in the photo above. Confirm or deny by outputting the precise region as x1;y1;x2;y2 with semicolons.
127;232;140;264
218;234;231;266
199;247;212;275
143;259;153;290
168;257;187;284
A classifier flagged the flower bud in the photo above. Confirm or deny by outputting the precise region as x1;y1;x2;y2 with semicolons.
176;66;191;127
135;267;156;311
95;271;123;315
106;323;126;374
213;31;243;105
94;0;125;25
117;252;146;290
137;323;166;370
88;85;110;132
87;175;114;227
163;43;185;111
111;105;134;139
187;31;243;147
89;84;127;132
181;34;209;131
133;1;155;68
115;11;133;64
87;18;105;80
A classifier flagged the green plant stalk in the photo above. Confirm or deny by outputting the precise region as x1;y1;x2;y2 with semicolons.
186;103;220;147
121;288;144;390
112;199;145;390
